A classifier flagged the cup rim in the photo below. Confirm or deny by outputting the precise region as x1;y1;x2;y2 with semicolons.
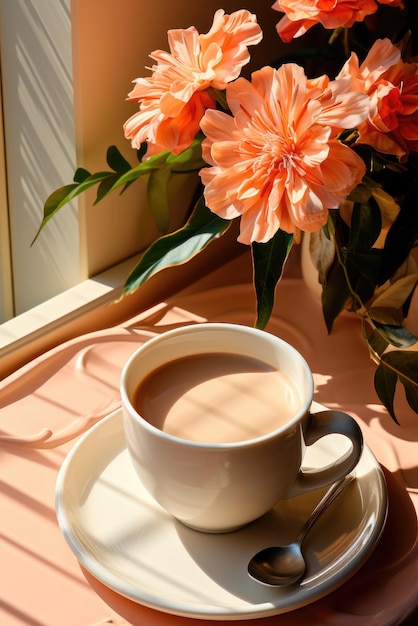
120;322;313;449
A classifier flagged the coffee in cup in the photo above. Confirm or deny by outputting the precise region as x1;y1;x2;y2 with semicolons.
132;352;301;443
121;323;363;533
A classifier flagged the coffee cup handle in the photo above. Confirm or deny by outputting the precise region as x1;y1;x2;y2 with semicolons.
288;410;363;498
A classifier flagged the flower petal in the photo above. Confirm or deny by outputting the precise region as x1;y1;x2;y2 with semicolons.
200;63;366;243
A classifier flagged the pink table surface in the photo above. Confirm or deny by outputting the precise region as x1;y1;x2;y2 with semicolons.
1;253;417;626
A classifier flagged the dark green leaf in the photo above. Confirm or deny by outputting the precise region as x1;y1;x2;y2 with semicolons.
147;167;172;233
32;172;112;243
373;322;418;348
374;360;398;422
382;351;418;383
136;143;148;162
252;230;294;330
95;175;121;204
70;171;114;194
351;271;379;305
74;167;91;183
380;176;418;283
368;329;389;358
106;145;132;173
368;307;403;327
121;198;230;296
321;259;352;332
32;183;78;243
346;248;383;285
404;377;418;414
108;151;171;191
348;200;382;252
379;351;418;420
347;182;373;204
167;137;206;172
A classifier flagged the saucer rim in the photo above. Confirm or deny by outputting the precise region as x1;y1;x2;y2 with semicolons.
55;406;388;621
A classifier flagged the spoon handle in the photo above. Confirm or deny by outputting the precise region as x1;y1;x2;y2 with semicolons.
296;475;354;545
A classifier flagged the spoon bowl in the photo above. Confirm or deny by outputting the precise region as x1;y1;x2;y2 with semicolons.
248;475;353;586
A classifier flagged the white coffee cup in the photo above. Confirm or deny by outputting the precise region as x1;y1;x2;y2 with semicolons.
120;323;363;533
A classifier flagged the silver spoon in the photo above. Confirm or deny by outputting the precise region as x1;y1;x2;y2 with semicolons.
248;475;353;586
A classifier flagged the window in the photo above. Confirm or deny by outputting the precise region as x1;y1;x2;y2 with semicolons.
0;0;79;320
0;0;278;372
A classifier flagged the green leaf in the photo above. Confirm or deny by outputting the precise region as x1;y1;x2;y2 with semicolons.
33;150;174;243
74;167;91;183
346;248;383;285
368;328;389;358
167;137;206;172
347;182;373;204
107;151;171;191
252;230;294;330
373;322;418;349
374;360;398;422
121;197;230;296
106;145;132;173
110;141;205;192
371;187;400;229
348;200;382;252
32;172;111;244
136;143;148;162
377;351;418;421
33;141;206;245
321;259;352;332
147;166;172;233
343;199;386;285
370;274;417;311
95;175;121;204
380;176;418;283
404;377;418;414
368;307;403;327
382;351;418;383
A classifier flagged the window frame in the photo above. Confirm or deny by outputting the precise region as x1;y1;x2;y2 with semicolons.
0;68;13;321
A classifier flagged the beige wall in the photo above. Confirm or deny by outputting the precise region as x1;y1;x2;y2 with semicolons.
71;1;284;278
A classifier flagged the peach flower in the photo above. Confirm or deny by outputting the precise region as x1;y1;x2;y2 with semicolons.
273;0;404;43
337;38;418;159
199;64;368;244
123;9;262;156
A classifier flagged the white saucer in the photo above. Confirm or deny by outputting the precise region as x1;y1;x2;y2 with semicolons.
55;407;387;620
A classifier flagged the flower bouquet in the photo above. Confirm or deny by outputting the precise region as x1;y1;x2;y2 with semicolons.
35;1;418;422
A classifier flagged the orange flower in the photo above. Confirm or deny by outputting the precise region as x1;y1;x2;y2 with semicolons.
337;38;418;160
123;9;262;156
273;0;404;43
199;64;368;244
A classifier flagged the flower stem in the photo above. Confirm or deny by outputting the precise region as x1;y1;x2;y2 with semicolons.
208;88;228;111
343;27;350;57
327;216;363;313
327;216;397;361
